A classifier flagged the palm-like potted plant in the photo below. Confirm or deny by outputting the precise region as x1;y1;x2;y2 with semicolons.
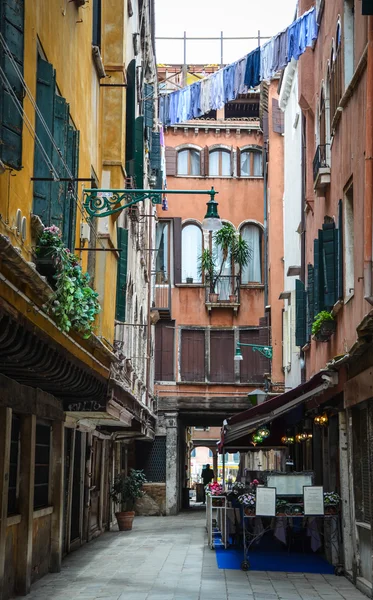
198;224;251;303
110;469;147;531
312;311;336;342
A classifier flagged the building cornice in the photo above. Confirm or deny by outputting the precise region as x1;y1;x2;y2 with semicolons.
278;59;297;111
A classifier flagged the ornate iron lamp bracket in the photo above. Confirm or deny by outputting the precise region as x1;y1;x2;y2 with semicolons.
237;342;273;360
83;187;218;219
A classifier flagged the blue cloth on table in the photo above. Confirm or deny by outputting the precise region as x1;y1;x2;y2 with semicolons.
244;47;260;88
223;63;236;103
234;56;248;96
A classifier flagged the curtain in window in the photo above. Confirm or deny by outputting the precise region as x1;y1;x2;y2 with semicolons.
155;222;169;282
240;150;262;177
209;149;230;176
209;150;219;176
253;151;262;176
190;150;200;175
241;151;251;176
182;224;202;282
177;149;200;175
241;224;262;283
178;149;188;175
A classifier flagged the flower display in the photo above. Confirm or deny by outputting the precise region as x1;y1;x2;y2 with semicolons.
231;481;246;495
324;492;340;505
238;493;256;507
205;482;223;496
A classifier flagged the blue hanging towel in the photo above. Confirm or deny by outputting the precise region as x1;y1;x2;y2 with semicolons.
190;82;203;118
234;56;248;96
210;69;225;110
272;29;288;74
244;47;261;88
223;63;237;103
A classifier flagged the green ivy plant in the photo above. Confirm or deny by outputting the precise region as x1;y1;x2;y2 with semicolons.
110;469;147;512
36;225;100;338
311;310;335;336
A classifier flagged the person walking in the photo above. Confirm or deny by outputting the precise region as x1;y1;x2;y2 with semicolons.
201;463;214;503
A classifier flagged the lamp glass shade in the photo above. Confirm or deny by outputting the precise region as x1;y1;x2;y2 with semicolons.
234;346;243;361
202;198;223;231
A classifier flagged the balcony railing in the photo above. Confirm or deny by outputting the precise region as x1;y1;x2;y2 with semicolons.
151;271;171;319
205;275;240;310
313;144;331;189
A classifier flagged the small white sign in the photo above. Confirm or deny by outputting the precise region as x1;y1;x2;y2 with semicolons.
303;486;324;516
256;486;276;516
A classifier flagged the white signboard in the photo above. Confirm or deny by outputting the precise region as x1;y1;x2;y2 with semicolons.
304;486;324;516
267;474;313;496
256;486;276;516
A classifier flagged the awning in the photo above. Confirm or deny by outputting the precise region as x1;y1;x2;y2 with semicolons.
220;370;338;449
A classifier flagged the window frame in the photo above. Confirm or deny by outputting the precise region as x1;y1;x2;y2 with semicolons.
208;147;232;177
240;148;263;178
239;221;264;285
177;147;201;176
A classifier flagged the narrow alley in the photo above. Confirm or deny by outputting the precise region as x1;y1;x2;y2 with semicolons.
26;513;366;600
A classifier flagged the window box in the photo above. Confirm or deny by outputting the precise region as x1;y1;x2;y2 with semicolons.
35;248;57;288
313;320;336;342
313;144;330;192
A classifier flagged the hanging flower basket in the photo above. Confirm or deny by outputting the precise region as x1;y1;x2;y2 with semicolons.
314;320;337;342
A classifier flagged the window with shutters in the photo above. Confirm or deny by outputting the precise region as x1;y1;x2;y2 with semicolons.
33;55;80;249
177;148;201;176
182;223;203;283
180;329;205;381
155;221;170;283
295;279;307;347
115;227;128;322
240;224;263;283
125;60;136;171
134;116;144;188
240;149;263;177
155;320;175;381
34;423;51;510
239;329;269;383
0;0;24;170
143;83;154;128
210;330;235;383
272;98;284;134
209;148;231;177
344;184;354;301
8;414;20;516
329;27;343;122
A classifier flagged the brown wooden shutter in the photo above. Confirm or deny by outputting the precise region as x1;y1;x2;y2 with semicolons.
230;147;235;176
173;217;182;284
236;147;241;177
204;146;209;176
155;320;175;381
210;330;235;383
200;149;205;177
180;329;205;381
272;98;284;134
239;329;261;383
165;146;177;175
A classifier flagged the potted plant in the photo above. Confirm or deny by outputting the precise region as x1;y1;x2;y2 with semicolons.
186;276;194;284
238;492;256;516
205;482;224;506
312;311;336;342
276;498;288;516
324;491;340;514
110;469;147;531
198;224;251;303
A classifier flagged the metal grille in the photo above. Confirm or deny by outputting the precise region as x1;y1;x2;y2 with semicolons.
136;436;166;482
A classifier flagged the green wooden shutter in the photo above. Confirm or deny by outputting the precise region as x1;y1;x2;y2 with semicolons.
125;60;136;162
115;227;129;322
150;131;161;170
307;264;314;341
295;279;307;347
314;238;320;315
64;127;79;250
0;0;24;169
322;222;337;309
33;57;56;225
134;116;144;188
51;95;69;232
144;83;154;128
337;199;343;299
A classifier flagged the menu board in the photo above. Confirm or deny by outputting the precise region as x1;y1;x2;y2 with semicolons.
256;487;276;516
304;486;324;516
267;474;313;496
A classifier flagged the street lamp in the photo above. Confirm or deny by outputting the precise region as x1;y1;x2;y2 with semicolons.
234;341;273;361
201;189;223;231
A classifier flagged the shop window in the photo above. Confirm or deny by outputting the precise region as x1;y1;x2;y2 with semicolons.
177;148;201;176
34;423;51;510
209;148;231;176
8;414;20;516
344;183;354;300
240;224;262;283
240;149;262;177
182;223;202;283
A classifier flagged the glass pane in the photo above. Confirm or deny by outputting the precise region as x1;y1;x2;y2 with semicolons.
190;150;201;175
182;224;202;282
253;151;262;176
241;224;262;283
177;150;188;175
155;222;169;282
241;151;251;176
221;150;231;176
212;233;232;300
209;150;219;176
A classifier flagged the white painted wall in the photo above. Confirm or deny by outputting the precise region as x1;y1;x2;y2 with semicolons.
279;60;302;391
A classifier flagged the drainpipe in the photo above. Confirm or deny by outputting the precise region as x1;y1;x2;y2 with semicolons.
263;143;269;309
364;16;373;305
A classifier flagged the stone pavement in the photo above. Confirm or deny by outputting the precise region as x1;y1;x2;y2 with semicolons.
27;512;367;600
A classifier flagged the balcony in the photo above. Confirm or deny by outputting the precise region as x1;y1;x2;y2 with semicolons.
205;275;240;314
152;271;171;319
313;144;331;192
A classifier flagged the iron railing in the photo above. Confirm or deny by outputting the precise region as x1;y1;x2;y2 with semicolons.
205;275;240;304
313;144;330;183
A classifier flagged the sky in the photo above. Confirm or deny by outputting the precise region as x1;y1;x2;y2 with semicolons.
155;0;298;66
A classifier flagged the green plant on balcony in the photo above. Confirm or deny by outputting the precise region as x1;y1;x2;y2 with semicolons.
36;225;100;338
198;223;251;300
312;310;336;342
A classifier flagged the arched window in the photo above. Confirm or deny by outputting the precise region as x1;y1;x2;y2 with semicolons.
191;448;196;458
209;148;231;176
177;148;201;175
240;224;262;283
208;449;213;458
240;149;262;177
182;223;202;283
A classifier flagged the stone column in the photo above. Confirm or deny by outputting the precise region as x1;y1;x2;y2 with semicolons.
339;410;353;572
165;412;179;515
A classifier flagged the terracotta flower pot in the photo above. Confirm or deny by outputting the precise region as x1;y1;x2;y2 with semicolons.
209;293;219;303
229;294;237;303
115;511;135;531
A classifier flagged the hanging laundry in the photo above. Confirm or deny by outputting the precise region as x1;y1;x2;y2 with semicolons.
260;37;276;81
169;90;180;125
210;69;225;110
244;47;260;88
223;62;236;103
234;56;248;97
288;8;318;61
272;30;288;74
200;77;212;115
190;82;203;118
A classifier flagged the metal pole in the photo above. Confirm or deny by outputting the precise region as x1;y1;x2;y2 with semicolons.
222;451;225;488
220;31;224;68
182;31;187;87
258;29;261;47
